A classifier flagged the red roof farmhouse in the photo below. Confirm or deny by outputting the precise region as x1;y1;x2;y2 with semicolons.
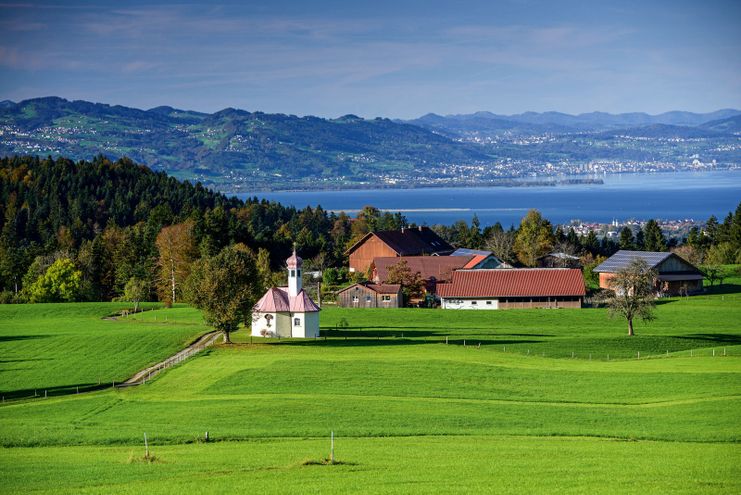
437;268;585;309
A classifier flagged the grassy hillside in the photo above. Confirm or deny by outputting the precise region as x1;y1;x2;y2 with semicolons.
0;97;490;191
0;303;209;397
0;279;739;493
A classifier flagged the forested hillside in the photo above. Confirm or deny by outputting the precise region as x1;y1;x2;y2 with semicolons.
1;155;739;304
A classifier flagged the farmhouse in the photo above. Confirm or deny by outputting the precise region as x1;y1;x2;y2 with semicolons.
252;250;320;338
437;268;585;309
345;226;454;274
594;250;704;296
337;282;403;308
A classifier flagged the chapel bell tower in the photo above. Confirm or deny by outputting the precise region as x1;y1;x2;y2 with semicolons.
286;247;302;297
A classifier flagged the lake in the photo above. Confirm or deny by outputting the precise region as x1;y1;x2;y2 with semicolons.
239;170;741;227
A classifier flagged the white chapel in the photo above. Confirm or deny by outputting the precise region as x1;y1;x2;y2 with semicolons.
251;249;320;338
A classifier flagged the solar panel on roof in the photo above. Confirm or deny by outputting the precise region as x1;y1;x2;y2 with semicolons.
452;248;492;256
594;250;672;272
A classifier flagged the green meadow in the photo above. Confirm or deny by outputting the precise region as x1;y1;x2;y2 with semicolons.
0;303;208;398
0;277;740;493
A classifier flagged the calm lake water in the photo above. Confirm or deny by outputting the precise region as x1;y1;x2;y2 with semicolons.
240;170;741;226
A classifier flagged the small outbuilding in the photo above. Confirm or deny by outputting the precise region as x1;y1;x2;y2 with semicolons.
252;250;320;338
593;250;704;296
337;282;403;308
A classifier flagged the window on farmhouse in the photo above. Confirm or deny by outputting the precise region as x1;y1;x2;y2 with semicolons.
293;318;300;326
366;296;372;302
382;295;391;301
471;301;477;305
352;296;359;302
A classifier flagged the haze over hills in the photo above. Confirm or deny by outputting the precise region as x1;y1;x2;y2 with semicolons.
0;97;739;192
404;109;741;137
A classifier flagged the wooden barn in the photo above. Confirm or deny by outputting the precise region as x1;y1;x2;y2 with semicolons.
437;268;585;310
337;282;403;308
345;226;454;275
594;250;705;296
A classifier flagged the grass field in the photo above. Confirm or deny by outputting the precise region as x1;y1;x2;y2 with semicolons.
0;303;209;398
0;276;739;493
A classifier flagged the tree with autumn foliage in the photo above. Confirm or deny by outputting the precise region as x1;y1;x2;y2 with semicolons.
514;209;554;267
384;259;426;305
155;220;197;305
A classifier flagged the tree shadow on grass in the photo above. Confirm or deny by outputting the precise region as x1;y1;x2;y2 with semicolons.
322;326;555;338
674;334;741;345
0;358;52;363
271;336;545;348
0;335;51;342
704;283;741;296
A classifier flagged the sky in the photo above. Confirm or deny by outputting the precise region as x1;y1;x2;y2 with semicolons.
0;0;739;119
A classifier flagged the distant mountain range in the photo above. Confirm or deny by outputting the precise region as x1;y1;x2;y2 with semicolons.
0;97;491;190
402;109;741;137
0;97;739;191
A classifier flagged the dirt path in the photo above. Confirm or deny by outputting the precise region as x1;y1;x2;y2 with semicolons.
119;331;222;387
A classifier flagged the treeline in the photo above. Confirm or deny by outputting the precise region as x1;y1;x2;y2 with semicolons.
0;155;739;303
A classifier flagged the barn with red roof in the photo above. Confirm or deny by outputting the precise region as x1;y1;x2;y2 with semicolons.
437;268;585;310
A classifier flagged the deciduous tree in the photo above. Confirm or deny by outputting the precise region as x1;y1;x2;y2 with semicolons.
123;277;149;313
384;259;426;304
156;220;197;305
607;258;657;336
184;244;262;343
486;229;516;264
514;209;554;266
26;258;83;303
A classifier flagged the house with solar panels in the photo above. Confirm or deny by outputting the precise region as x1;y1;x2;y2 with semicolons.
251;249;320;338
593;250;705;296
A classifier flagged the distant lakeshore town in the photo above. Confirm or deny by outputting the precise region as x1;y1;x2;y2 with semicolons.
561;218;701;241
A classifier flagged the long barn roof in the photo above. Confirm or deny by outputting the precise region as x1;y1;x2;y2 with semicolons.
437;269;585;298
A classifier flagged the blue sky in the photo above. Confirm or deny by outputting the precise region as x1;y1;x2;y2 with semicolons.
1;0;739;118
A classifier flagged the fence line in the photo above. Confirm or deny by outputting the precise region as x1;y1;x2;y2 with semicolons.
119;331;222;387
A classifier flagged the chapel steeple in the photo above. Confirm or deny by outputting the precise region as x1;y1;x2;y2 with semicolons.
286;246;302;297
